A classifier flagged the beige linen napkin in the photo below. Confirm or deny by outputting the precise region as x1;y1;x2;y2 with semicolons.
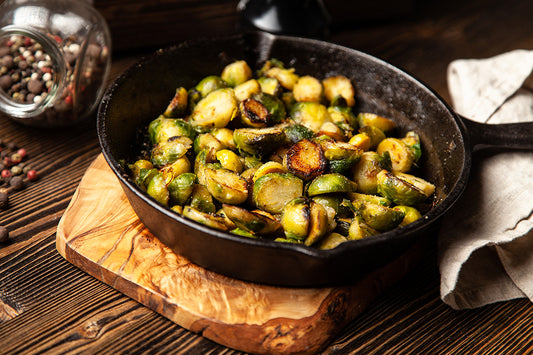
438;49;533;310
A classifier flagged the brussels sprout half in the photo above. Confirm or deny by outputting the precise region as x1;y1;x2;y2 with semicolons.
253;173;304;214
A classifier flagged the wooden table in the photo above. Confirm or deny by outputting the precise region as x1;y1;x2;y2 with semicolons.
2;0;533;353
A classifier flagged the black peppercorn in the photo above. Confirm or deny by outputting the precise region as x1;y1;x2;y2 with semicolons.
0;191;7;209
0;226;8;243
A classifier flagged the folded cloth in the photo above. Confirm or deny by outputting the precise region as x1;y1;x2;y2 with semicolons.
438;49;533;310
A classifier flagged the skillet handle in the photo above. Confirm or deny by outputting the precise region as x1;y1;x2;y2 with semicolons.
460;116;533;150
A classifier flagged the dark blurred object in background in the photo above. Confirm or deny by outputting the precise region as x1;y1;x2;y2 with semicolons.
237;0;330;38
93;0;418;52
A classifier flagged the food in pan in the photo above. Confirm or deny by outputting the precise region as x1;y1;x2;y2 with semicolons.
126;59;435;249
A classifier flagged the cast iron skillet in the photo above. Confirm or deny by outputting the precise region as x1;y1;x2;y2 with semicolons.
97;31;533;287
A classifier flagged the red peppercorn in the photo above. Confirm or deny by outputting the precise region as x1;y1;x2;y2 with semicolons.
27;169;38;181
65;95;73;105
24;37;32;47
16;148;26;159
1;169;11;179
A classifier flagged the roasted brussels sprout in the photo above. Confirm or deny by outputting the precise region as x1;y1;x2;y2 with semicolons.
203;167;249;205
148;116;195;144
263;66;299;90
283;124;315;144
240;98;270;128
376;170;435;205
322;75;355;107
393;205;422;226
233;124;286;156
216;149;244;173
221;60;253;87
348;216;379;240
317;232;348;250
182;206;229;231
351;151;391;195
290;101;331;132
377;138;416;173
222;204;281;235
195;75;227;97
190;183;216;213
168;172;196;206
293;75;323;102
357;113;396;134
234;79;262;101
190;88;238;129
253;172;303;214
306;173;357;197
146;172;169;206
150;136;193;167
352;200;404;232
163;87;188;118
258;76;282;96
280;197;330;246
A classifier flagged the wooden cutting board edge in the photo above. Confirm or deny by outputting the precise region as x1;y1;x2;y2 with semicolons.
56;154;423;355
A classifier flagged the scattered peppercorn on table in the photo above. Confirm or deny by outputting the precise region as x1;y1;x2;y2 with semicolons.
2;0;533;353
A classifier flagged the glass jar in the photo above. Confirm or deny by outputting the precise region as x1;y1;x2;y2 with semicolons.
0;0;111;127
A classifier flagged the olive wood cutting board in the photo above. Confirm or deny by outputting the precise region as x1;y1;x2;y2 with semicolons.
56;154;422;355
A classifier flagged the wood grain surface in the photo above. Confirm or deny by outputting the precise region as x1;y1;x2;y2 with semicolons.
2;0;533;353
56;154;421;354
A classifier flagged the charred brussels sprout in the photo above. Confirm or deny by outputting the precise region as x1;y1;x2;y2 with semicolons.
163;87;188;118
284;138;327;181
253;173;303;214
222;204;281;235
182;206;229;231
240;98;270;128
253;92;286;125
203;167;249;205
233;125;286;156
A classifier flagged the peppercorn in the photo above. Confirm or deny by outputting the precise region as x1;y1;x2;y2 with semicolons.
9;175;23;190
0;191;8;209
0;226;8;243
27;169;38;181
1;169;11;179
